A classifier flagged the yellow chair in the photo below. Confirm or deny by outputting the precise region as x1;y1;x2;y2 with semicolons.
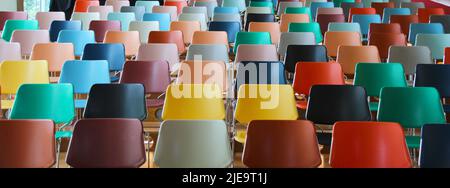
234;84;299;143
161;84;225;120
0;60;50;109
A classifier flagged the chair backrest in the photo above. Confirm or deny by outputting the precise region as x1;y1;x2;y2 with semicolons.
214;6;239;14
235;61;287;91
0;11;27;31
235;44;278;63
212;13;241;23
372;2;395;16
234;32;272;53
285;7;312;21
368;23;402;36
74;0;100;12
136;43;179;71
105;0;130;12
88;5;114;20
192;31;228;48
310;2;334;20
0;120;55;168
170;21;201;44
1;20;38;42
336;45;381;75
244;13;276;31
333;0;357;8
243;120;321;168
136;1;160;13
178;13;207;31
208;21;241;43
246;7;272;14
49;20;82;42
248;22;281;44
162;84;225;120
82;43;126;71
120;60;171;94
0;42;21;62
182;6;208;20
0;60;49;94
400;2;424;15
277;2;303;16
194;1;218;19
143;13;171;30
415;64;450;98
352;14;381;36
382;8;410;23
66;118;145;168
316;14;346;34
177;60;228;91
415;34;450;60
148;30;186;53
89;20;121;42
430;15;450;33
348;7;376;22
165;0;188;15
354;63;407;97
59;60;111;94
10;84;75;124
222;0;246;12
387;46;433;75
186;44;229;63
420;124;450;168
293;62;345;96
84;84;147;121
57;30;96;56
330;121;411;168
390;15;418;36
154;120;232;168
35;11;65;29
129;21;159;43
409;23;444;45
368;32;406;59
104;31;140;57
107;12;135;31
31;43;75;72
418;8;444;23
284;45;328;73
288;22;323;43
71;12;101;30
278;32;316;58
121;6;145;21
341;2;364;20
445;47;450;65
328;22;361;34
324;31;362;57
377;87;445;128
10;30;50;56
317;7;344;15
152;6;178;21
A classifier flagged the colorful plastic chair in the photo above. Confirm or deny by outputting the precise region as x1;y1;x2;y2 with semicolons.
235;44;279;63
415;64;450;113
49;20;82;42
333;0;356;7
71;12;101;30
143;13;171;31
186;44;229;63
82;43;126;73
121;6;145;21
104;31;140;57
409;23;444;45
317;7;344;15
89;20;121;42
152;6;178;21
368;32;406;59
352;14;381;39
244;13;275;31
129;21;159;43
148;31;186;53
415;34;450;60
10;30;50;57
170;21;201;44
368;23;402;36
105;0;130;12
57;30;96;56
136;43;180;71
208;21;241;43
328;22;362;33
277;2;303;16
213;13;241;23
418;8;444;23
164;0;188;15
182;7;208;21
74;0;100;12
1;20;38;42
35;11;65;29
430;15;450;33
193;1;218;19
372;2;395;16
107;12;135;31
88;5;114;20
136;1;160;13
214;6;239;14
0;42;21;62
233;32;271;54
400;2;424;15
316;14;346;34
336;45;381;75
324;31;362;57
382;8;410;23
30;43;75;75
348;7;376;22
419;124;450;168
280;14;310;33
0;11;27;30
445;47;450;65
285;7;312;22
248;22;281;44
192;31;228;48
387;46;433;75
284;45;328;73
310;2;334;21
222;0;246;12
341;2;364;20
278;32;316;59
288;22;323;44
390;15;418;37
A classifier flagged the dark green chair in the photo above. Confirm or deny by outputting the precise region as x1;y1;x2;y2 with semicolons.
285;7;312;21
353;63;408;111
233;32;271;53
1;20;38;42
288;22;323;44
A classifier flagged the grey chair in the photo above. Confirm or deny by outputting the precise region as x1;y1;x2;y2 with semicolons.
194;1;218;20
186;44;229;63
387;46;433;75
277;2;303;16
415;34;450;60
278;32;316;59
182;7;208;21
213;13;241;24
400;2;424;15
430;15;450;34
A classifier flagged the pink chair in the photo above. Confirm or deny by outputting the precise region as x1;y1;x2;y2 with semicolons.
152;6;178;21
136;43;180;72
0;42;21;62
88;5;114;20
0;11;27;30
35;12;66;29
235;44;279;63
89;20;121;42
105;0;130;12
11;30;50;57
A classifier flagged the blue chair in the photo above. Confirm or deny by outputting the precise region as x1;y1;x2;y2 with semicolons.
352;14;381;39
235;61;287;91
409;23;444;45
49;20;82;42
143;13;171;31
107;12;135;31
59;60;111;108
310;2;334;21
420;124;450;168
214;7;239;14
208;21;241;43
415;64;450;113
57;30;96;56
81;43;125;81
382;8;410;23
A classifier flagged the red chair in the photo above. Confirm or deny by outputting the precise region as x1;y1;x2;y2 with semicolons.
371;2;394;17
390;15;418;37
148;31;186;54
0;11;27;31
418;8;445;23
164;1;188;15
368;32;406;59
89;20;121;42
74;0;100;12
368;23;402;36
330;121;412;168
348;8;376;22
445;47;450;64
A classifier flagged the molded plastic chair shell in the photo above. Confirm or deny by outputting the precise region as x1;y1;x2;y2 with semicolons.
336;45;381;75
57;30;96;56
0;42;21;62
49;20;82;42
89;20;121;42
136;43;180;71
324;31;362;57
120;60;171;94
387;46;433;75
284;45;328;73
104;31;140;56
88;5;114;20
30;43;75;72
35;11;65;29
10;30;50;56
419;124;450;168
82;43;126;71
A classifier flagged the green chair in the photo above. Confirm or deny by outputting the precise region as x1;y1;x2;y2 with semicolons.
353;63;407;111
377;87;445;148
250;1;274;11
288;22;323;44
1;20;38;42
333;0;356;7
233;32;271;53
285;7;312;22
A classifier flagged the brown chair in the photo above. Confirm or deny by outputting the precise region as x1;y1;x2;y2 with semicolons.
0;120;55;168
418;8;445;23
323;31;362;58
170;21;201;44
66;118;146;168
390;15;418;37
371;2;395;17
336;45;381;75
192;31;228;48
316;14;345;35
242;120;322;168
148;31;186;54
368;32;406;59
89;20;121;42
368;23;402;36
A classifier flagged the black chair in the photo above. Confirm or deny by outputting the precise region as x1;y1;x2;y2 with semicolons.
284;45;328;74
305;85;371;145
244;13;276;31
235;61;287;92
419;124;450;168
341;2;364;21
414;64;450;113
430;15;450;33
84;84;147;121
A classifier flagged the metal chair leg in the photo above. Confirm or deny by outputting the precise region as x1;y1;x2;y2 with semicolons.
56;138;61;168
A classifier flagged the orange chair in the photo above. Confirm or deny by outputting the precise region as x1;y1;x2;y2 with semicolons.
74;0;100;12
323;31;362;57
176;60;228;92
418;8;445;23
445;47;450;64
336;45;381;75
292;62;345;109
148;31;186;54
242;120;322;168
389;15;418;37
164;0;188;15
192;31;228;48
248;22;281;44
368;23;402;36
368;33;406;59
330;121;412;168
348;8;376;22
170;21;201;44
30;43;75;81
371;2;394;17
280;14;310;32
104;31;140;57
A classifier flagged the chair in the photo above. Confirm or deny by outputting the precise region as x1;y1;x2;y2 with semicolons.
152;6;178;21
233;32;271;54
284;45;328;73
104;31;140;57
222;0;246;12
430;15;450;34
416;34;450;60
317;7;344;15
316;14;346;35
213;13;241;23
10;30;50;57
387;46;432;75
66;119;146;168
246;7;273;14
136;0;160;13
182;7;208;21
186;44;229;63
419;124;450;168
248;22;281;44
333;0;356;7
378;87;446;148
352;14;381;39
1;20;38;42
306;85;371;145
368;23;402;36
89;20;121;42
170;21;201;44
292;62;345;109
71;12;101;30
88;5;114;20
341;2;364;20
409;23;444;45
244;13;275;31
336;45;381;75
330;121;412;168
348;7;376;22
382;8;410;24
57;30;96;57
278;32;316;59
162;84;225;120
372;2;395;16
418;8;445;23
74;0;100;12
121;6;145;21
400;2;424;15
354;63;407;111
59;60;111;109
136;43;180;71
368;32;406;59
82;43;126;73
328;22;362;34
208;21;241;43
310;2;334;21
194;1;218;19
285;7;312;22
235;61;287;91
0;11;27;30
83;84;147;121
192;31;228;48
390;0;411;8
0;120;55;168
129;21;159;43
107;12;135;31
280;14;310;33
277;2;303;16
415;64;450;113
324;31;362;57
35;12;65;29
31;43;75;75
177;60;228;91
250;1;274;9
148;31;186;54
288;22;323;44
154;120;232;168
49;20;82;42
243;120;321;168
0;42;21;62
234;84;298;143
164;0;188;15
235;44;279;63
390;15;418;37
214;6;239;14
105;0;130;12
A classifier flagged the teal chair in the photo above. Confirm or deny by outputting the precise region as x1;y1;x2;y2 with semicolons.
328;22;362;34
57;30;96;56
222;0;246;12
285;7;312;22
59;60;111;109
288;22;323;44
415;34;450;60
107;12;136;31
333;0;355;7
233;32;271;53
1;20;38;42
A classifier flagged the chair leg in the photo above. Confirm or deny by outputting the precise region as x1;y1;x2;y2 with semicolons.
56;138;61;168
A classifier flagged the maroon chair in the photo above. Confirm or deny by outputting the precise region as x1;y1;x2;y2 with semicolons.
316;14;345;35
89;20;121;42
66;118;146;168
368;32;406;59
390;15;418;37
368;23;402;36
0;11;27;30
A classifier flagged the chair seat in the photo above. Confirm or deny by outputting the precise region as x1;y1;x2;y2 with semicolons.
75;99;87;109
405;135;420;148
234;130;246;143
296;100;308;109
146;98;165;108
56;130;73;139
1;99;14;109
369;102;379;111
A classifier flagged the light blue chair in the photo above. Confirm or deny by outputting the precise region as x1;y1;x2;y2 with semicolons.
409;23;444;45
121;6;146;21
222;0;246;12
310;2;334;21
143;13;170;31
213;7;239;14
328;22;362;34
107;12;135;31
382;8;410;23
59;60;111;109
352;14;381;39
415;34;450;60
57;30;96;56
135;0;160;13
